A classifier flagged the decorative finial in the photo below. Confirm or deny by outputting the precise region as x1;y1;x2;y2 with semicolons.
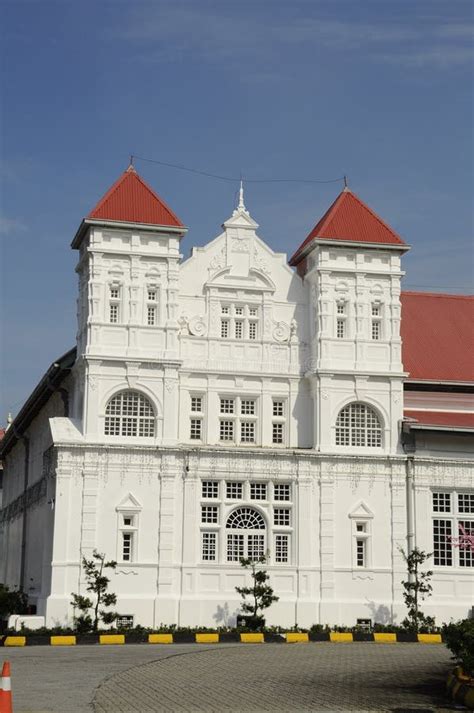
343;175;349;191
238;179;246;210
6;412;13;429
127;155;136;172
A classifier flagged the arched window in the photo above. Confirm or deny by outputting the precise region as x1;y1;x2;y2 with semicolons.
335;403;382;447
226;507;266;562
104;391;155;437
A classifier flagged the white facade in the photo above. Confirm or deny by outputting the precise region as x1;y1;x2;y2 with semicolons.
1;181;473;629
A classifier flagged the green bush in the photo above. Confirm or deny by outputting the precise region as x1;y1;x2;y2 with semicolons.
0;584;28;620
443;619;474;677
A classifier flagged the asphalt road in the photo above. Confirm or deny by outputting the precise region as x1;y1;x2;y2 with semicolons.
4;643;456;712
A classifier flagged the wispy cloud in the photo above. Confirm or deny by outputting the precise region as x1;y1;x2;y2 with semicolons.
113;5;474;71
0;217;27;234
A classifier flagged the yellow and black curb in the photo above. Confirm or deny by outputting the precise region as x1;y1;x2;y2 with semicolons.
0;632;443;646
447;667;474;711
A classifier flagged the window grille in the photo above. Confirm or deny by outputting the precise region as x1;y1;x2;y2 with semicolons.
249;322;257;340
337;303;345;315
227;533;245;561
356;539;366;567
433;519;453;566
432;491;473;567
122;532;133;561
221;305;230;315
275;534;289;563
202;481;219;499
458;493;474;513
458;521;474;567
201;506;218;524
219;420;234;441
433;492;451;513
109;303;119;323
235;306;243;316
147;289;157;301
250;483;267;501
221;320;229;338
235;320;244;339
274;508;290;526
241;400;256;415
110;287;120;299
226;508;265;530
249;307;258;317
272;423;284;444
274;483;291;501
220;399;235;414
240;421;255;443
371;304;380;316
104;391;155;437
147;306;156;326
190;419;202;440
247;534;265;559
191;396;203;413
335;403;382;447
336;318;345;339
226;482;243;499
202;532;217;561
371;321;381;340
273;400;284;417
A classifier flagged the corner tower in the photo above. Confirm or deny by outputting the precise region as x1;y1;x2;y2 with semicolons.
71;165;187;441
290;187;409;455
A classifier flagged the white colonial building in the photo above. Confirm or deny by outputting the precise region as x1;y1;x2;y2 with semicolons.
1;166;473;629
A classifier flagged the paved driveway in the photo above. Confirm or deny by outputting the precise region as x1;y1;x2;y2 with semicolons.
5;643;455;712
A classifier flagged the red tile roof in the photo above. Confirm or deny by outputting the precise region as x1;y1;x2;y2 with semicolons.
290;188;406;265
87;165;184;228
404;410;474;429
401;292;474;383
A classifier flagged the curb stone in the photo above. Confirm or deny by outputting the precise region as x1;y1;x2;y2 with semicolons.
0;632;444;646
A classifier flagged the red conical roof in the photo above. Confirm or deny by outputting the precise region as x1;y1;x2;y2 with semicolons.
290;188;406;265
87;165;184;228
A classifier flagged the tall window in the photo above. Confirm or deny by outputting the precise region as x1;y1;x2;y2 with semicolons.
104;391;155;437
109;284;121;323
432;490;474;567
354;521;370;568
336;301;347;339
190;394;204;441
371;303;382;340
219;303;259;340
226;508;265;562
146;287;158;326
335;403;382;447
272;399;286;445
219;397;258;445
118;513;138;563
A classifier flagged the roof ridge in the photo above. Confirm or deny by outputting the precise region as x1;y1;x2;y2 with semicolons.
402;291;474;300
132;171;184;227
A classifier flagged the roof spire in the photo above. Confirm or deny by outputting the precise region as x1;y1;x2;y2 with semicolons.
127;155;136;173
238;179;246;211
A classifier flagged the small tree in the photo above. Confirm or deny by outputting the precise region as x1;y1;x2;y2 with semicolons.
71;550;118;633
0;584;28;621
235;553;279;630
399;547;435;632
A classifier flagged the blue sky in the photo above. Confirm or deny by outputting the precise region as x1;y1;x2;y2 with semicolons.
1;0;473;421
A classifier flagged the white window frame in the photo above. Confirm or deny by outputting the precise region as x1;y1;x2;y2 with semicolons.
116;507;141;564
335;403;383;448
335;300;347;339
145;285;160;327
371;302;382;341
432;490;474;568
349;515;372;570
189;393;205;442
218;396;259;445
272;398;287;446
199;480;293;565
219;303;260;340
108;282;122;324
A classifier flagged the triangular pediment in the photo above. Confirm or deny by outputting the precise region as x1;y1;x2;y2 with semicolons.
348;501;374;519
116;492;142;512
223;207;259;230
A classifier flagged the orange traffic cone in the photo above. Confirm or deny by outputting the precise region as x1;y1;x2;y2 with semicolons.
0;661;12;713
